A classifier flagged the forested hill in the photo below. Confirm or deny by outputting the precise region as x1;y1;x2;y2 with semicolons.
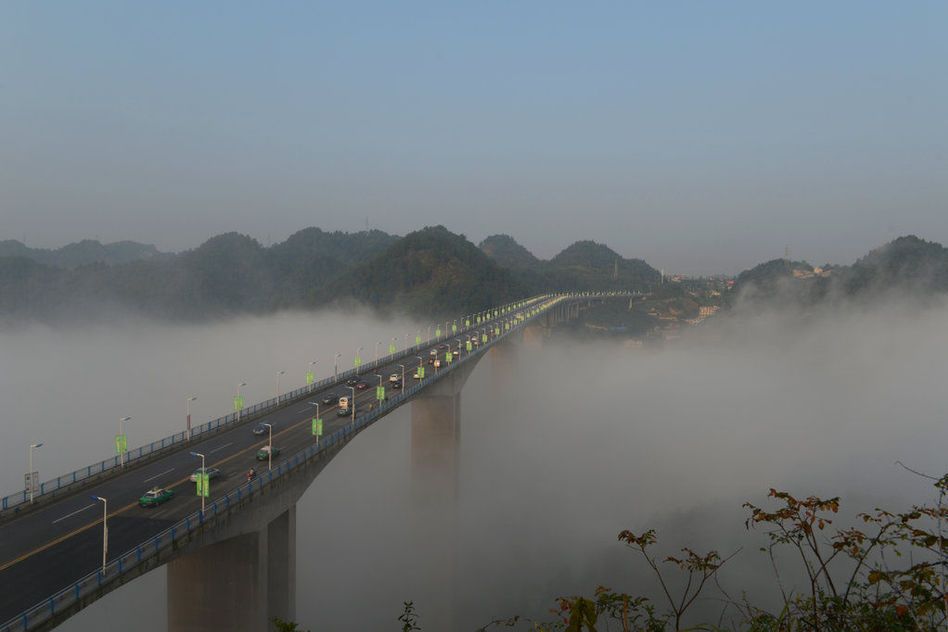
0;226;662;324
479;235;661;291
0;239;165;268
731;235;948;306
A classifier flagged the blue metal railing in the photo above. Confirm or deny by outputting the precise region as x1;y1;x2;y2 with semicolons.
0;294;583;632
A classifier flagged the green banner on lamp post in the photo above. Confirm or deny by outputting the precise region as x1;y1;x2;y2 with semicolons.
354;355;362;368
465;319;470;327
445;352;452;364
196;472;210;498
233;395;244;412
415;334;422;345
466;340;472;352
312;418;323;436
114;433;127;455
418;366;425;378
388;342;396;354
482;333;487;343
376;386;385;401
435;327;442;337
306;371;315;385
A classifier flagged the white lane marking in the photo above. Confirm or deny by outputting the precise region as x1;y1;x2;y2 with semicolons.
208;442;233;455
51;503;95;525
143;467;175;483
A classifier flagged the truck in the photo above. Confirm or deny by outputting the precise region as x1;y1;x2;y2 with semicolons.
337;396;351;416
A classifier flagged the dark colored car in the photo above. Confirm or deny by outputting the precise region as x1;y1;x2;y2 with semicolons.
355;381;369;390
252;423;267;435
345;377;360;387
189;467;222;482
139;487;175;508
321;393;339;405
256;446;281;461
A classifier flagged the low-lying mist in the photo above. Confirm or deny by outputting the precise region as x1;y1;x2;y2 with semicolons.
3;298;946;630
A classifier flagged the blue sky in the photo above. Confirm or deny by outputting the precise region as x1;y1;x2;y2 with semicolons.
2;1;946;273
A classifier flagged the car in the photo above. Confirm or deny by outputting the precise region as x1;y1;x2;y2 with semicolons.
321;393;339;405
413;371;422;379
452;349;460;356
345;377;360;387
433;359;441;368
355;381;369;390
337;406;351;417
390;379;403;389
252;423;267;435
389;373;400;384
437;344;449;350
139;487;175;508
256;445;281;461
189;467;222;482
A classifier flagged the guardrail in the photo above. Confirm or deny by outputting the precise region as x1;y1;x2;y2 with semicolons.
0;294;559;516
0;294;566;632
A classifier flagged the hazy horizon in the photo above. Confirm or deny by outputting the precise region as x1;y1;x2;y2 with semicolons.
3;2;947;275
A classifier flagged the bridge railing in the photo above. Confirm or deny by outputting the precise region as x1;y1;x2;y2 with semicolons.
0;295;560;516
0;295;567;632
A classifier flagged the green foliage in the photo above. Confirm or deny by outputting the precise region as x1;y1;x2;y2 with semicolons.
399;601;422;632
482;472;948;631
271;617;309;632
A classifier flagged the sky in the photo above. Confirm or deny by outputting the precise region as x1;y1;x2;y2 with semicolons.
2;1;946;275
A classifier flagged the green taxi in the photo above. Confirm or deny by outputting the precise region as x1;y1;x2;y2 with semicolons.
139;487;175;508
256;445;281;461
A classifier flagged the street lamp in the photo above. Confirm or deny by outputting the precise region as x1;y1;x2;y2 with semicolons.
307;401;320;445
355;346;363;372
92;496;108;573
262;423;273;471
308;360;318;389
186;396;197;443
190;451;206;514
236;382;247;423
427;324;432;341
391;336;398;355
275;370;285;399
348;386;356;424
397;364;406;388
118;416;132;468
28;443;42;503
334;353;342;381
375;341;381;364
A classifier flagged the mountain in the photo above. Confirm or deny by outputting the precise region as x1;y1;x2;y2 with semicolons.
546;240;661;290
326;226;529;316
0;239;164;268
731;235;948;307
479;234;540;269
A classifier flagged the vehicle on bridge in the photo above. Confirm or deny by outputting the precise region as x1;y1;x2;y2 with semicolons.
139;487;175;508
337;396;351;416
256;445;281;461
345;377;360;387
355;380;369;390
321;392;339;405
389;373;400;384
252;423;267;436
189;467;221;482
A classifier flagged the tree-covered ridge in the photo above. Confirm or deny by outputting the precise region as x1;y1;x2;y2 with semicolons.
325;226;529;316
478;234;541;269
0;239;165;268
732;235;948;306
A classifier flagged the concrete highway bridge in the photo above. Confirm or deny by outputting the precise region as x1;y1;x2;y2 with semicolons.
0;292;633;632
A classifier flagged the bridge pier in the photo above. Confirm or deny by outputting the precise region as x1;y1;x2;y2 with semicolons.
167;506;296;632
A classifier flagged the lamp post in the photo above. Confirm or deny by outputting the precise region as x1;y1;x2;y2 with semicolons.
190;451;206;514
236;382;247;423
348;386;356;424
391;336;398;355
308;401;320;445
308;360;318;389
355;346;363;372
186;396;197;443
118;416;131;468
397;364;406;388
427;324;432;341
275;370;285;400
334;353;342;381
92;496;108;573
28;442;42;503
263;423;273;471
375;341;381;364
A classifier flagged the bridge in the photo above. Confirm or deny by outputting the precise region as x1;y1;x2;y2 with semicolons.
0;292;631;632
